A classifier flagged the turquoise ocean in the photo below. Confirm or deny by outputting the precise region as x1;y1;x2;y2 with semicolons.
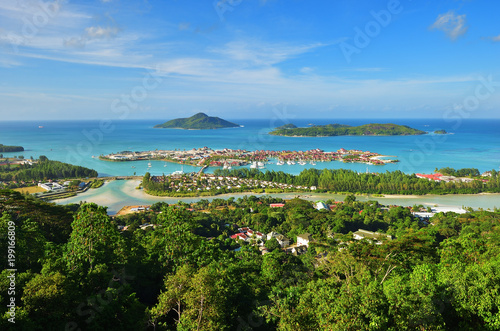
1;118;498;177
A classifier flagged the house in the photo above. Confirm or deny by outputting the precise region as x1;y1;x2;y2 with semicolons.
315;201;329;210
231;233;248;241
353;229;392;244
296;233;312;247
270;203;285;208
287;245;308;256
275;235;290;248
267;232;290;248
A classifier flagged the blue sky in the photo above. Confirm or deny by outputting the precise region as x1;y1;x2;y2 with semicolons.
0;0;499;120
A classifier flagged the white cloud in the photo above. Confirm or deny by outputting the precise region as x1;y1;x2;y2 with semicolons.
300;67;314;74
212;40;326;66
430;11;468;40
85;26;120;39
486;34;500;42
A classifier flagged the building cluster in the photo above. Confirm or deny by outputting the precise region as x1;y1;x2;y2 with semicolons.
230;226;313;256
150;173;317;193
416;173;489;183
102;147;389;168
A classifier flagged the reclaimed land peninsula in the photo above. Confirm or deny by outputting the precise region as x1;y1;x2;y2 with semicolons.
270;123;426;137
100;147;397;167
153;112;240;129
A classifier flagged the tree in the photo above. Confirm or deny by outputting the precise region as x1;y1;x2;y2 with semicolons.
145;205;201;270
344;194;356;204
150;263;229;330
265;237;280;252
64;203;125;274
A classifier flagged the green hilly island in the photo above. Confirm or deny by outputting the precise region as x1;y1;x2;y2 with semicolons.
154;112;240;129
270;123;426;137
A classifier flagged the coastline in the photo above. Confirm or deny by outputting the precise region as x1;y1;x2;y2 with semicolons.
54;179;500;215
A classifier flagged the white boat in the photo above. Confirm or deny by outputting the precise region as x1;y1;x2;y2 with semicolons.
223;163;232;170
298;161;306;165
277;160;285;166
148;162;152;168
164;162;167;167
172;166;184;175
257;161;265;168
310;161;316;165
287;160;295;165
250;162;257;169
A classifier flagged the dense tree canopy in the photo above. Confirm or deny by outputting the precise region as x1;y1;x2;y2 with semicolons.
1;189;499;330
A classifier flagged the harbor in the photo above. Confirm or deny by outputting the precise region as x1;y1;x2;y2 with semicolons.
99;146;398;171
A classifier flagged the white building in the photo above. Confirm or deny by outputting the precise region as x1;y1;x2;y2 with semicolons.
38;182;64;191
296;233;312;247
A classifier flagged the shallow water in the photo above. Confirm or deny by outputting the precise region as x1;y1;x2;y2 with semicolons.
55;179;500;215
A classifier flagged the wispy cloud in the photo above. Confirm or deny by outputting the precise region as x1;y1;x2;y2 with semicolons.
484;34;500;42
211;40;326;67
430;11;468;40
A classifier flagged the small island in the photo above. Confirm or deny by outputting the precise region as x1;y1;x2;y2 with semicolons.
154;112;240;130
269;123;426;137
0;143;24;152
434;129;448;134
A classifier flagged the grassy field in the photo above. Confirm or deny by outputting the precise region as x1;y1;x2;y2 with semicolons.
13;186;46;194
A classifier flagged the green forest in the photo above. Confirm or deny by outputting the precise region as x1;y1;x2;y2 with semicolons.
0;156;98;183
269;123;426;137
1;189;499;330
0;144;24;153
213;167;500;195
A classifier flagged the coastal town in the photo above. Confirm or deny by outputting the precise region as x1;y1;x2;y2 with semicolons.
99;146;397;169
144;172;319;196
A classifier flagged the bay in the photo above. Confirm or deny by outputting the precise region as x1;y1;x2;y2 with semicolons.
1;118;499;177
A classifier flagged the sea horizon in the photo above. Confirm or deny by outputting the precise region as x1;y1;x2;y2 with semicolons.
1;117;499;177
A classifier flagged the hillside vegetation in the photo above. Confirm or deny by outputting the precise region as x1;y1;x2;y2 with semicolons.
270;123;426;136
0;144;24;152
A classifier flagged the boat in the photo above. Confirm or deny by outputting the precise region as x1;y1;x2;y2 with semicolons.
172;166;184;175
250;162;257;169
277;160;285;166
148;162;152;168
131;166;136;169
287;160;295;165
223;163;232;170
257;161;265;168
164;162;167;167
310;161;316;165
38;125;44;128
298;161;306;165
